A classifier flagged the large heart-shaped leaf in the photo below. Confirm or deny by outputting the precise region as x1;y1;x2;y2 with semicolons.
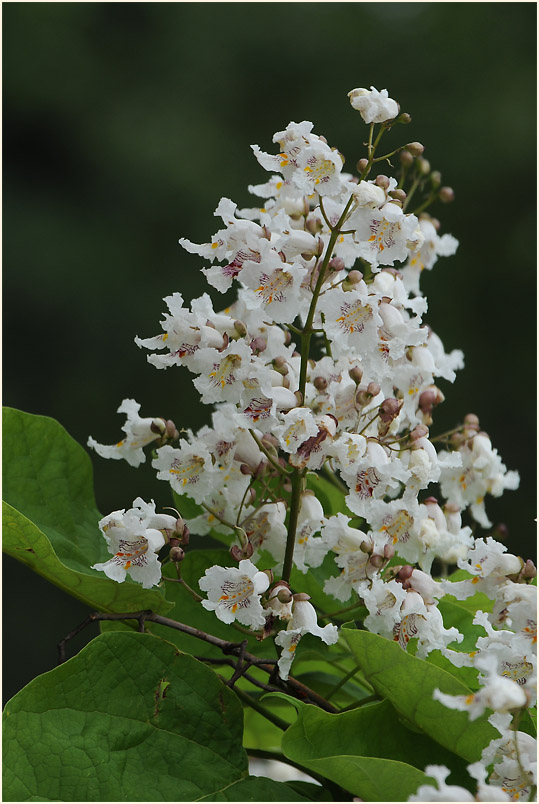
343;627;497;761
2;407;171;613
3;631;308;801
265;692;464;801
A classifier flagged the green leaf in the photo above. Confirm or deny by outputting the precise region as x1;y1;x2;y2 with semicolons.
197;777;309;801
343;627;498;762
2;408;171;614
265;693;464;801
2;631;308;802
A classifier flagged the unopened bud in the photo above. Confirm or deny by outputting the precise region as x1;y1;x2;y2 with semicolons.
357;157;369;173
347;269;363;284
314;376;328;392
230;542;254;561
430;171;442;188
293;592;311;603
397;564;414;582
379;397;402;422
406;141;424;157
521;559;537;580
389;189;407;203
367;381;381;397
240;463;252;475
250;336;267;354
272;356;289;375
169;546;185;562
328;257;345;273
165;420;179;441
277;588;293;604
305;216;323;235
294;391;304;406
349;366;364;384
283;329;292;346
397;113;412;125
439;186;455;203
383;543;395;560
233;320;248;337
375;174;390;190
360;540;373;554
400;149;414;167
416;157;430;175
463;413;480;430
369;554;385;569
261;433;279;449
410;424;429;441
418;389;437;414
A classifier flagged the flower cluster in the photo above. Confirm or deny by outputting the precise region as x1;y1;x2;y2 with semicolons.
88;85;535;798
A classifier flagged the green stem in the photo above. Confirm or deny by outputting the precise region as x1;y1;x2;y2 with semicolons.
326;663;361;700
411;191;438;216
319;599;365;621
200;503;237;532
321;463;348;494
233;687;289;731
372;145;405;163
249;429;290;476
339;693;381;712
282;469;304;584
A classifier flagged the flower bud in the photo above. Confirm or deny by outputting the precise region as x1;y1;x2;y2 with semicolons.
379;397;402;423
169;546;185;562
439;186;455;203
294;391;304;406
389;189;407;203
314;376;328;392
233;320;248;337
520;559;537;580
416;157;430;175
360;540;373;554
383;543;395;560
375;174;390;190
410;424;429;441
464;413;480;430
240;463;252;475
272;356;289;375
347;269;363;284
277;587;294;604
230;542;254;561
367;381;381;397
397;112;412;125
305;216;323;235
397;564;414;582
406;142;424;157
399;149;414;167
250;336;267;354
292;592;311;603
328;256;345;273
261;433;279;449
357;157;369;173
369;554;385;569
430;170;442;188
349;366;364;384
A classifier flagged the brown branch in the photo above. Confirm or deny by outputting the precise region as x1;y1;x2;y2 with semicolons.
57;609;338;713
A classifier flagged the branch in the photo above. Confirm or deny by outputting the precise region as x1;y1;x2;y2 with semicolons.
57;610;339;712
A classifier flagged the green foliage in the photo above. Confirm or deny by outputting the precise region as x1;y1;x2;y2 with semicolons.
3;632;307;802
265;692;466;801
2;408;171;614
343;627;498;761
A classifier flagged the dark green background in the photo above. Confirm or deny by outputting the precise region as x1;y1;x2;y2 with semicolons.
3;2;536;702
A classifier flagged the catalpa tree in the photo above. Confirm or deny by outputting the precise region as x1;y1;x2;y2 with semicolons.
3;86;536;803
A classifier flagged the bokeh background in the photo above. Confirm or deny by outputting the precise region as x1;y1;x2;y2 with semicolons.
3;2;536;702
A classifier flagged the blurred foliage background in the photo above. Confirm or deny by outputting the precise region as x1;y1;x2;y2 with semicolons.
3;2;536;701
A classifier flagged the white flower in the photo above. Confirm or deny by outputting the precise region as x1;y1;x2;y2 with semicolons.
88;399;165;467
275;597;339;680
152;441;216;505
433;652;527;721
348;86;399;124
198;559;270;629
92;499;170;588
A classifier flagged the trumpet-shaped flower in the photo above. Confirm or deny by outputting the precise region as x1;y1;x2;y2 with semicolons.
88;399;166;467
199;559;270;628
